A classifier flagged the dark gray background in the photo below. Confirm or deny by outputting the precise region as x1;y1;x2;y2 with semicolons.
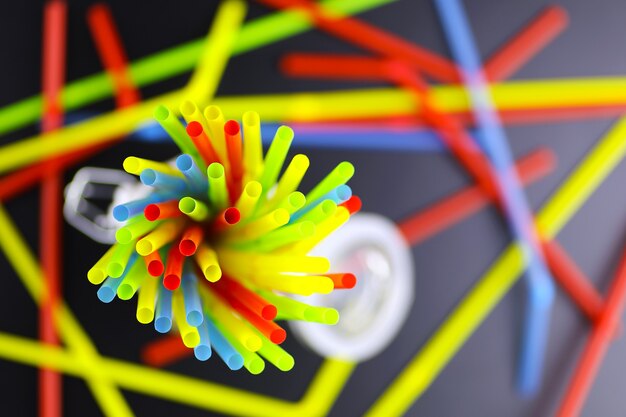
1;0;626;416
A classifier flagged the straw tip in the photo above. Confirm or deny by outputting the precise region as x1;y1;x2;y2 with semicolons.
276;125;294;142
97;286;116;303
179;100;197;116
163;274;181;290
224;207;240;225
87;268;106;285
273;208;290;225
113;205;130;222
227;354;244;370
187;311;204;327
224;120;240;136
182;332;200;348
147;261;164;277
179;240;197;256
248;358;265;375
144;204;160;221
245;181;262;198
186;121;203;137
136;240;154;256
323;308;340;325
278;355;295;372
139;169;157;186
136;308;154;324
261;305;278;320
204;105;223;121
270;329;287;344
117;284;134;300
341;273;357;289
242;110;259;126
115;227;133;244
207;163;224;178
176;154;194;171
154;317;172;333
194;345;212;361
106;262;124;279
204;265;222;282
153;105;170;121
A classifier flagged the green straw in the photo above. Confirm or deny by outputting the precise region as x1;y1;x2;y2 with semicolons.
87;245;117;285
117;260;149;301
179;196;211;221
106;242;136;278
0;0;394;136
207;163;228;210
115;217;161;244
304;162;354;208
258;126;294;195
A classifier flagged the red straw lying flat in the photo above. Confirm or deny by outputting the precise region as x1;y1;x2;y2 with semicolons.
556;245;626;417
39;2;66;416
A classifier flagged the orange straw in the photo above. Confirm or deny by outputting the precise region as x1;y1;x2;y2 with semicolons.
179;225;205;256
143;250;164;277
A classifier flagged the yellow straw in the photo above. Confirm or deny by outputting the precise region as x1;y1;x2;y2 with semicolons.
116;217;161;244
258;126;294;195
123;156;183;177
289;206;350;254
264;154;309;211
297;200;337;224
242;111;264;182
87;244;117;285
365;115;626;417
180;100;209;132
179;196;210;221
136;276;159;324
241;221;315;252
208;162;229;210
251;275;334;296
195;242;222;282
0;205;134;416
0;0;244;175
275;191;306;215
256;332;294;372
235;181;262;219
117;260;149;301
228;208;289;242
173;289;200;348
106;242;136;278
204;105;229;167
136;217;186;256
215;317;266;375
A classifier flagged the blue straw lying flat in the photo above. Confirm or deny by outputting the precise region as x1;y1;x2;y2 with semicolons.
434;0;555;397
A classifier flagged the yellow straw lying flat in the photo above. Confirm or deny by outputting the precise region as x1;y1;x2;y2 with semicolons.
365;115;626;417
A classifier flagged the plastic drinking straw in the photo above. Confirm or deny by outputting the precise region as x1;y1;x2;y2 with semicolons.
555;247;626;417
194;242;222;282
180;100;209;130
179;225;204;256
399;148;555;245
275;192;307;215
304;162;354;209
154;284;173;333
181;272;204;326
186;121;220;166
0;0;393;136
257;332;295;372
144;250;164;277
172;289;200;348
0;0;245;175
340;195;362;215
142;335;191;366
5;78;626;176
365;114;626;417
211;207;241;232
264;154;310;211
441;0;555;395
289;206;351;254
39;2;66;415
204;316;245;370
199;286;262;352
136;217;186;256
106;241;136;277
144;200;181;222
225;120;244;183
179;196;210;222
164;243;185;290
136;270;159;324
212;282;286;344
115;216;161;244
154;105;202;163
194;320;212;361
294;186;349;220
326;273;357;289
204;106;229;167
208;163;229;209
258;126;294;195
229;208;290;242
217;276;277;320
248;221;315;252
176;154;208;192
294;200;337;224
98;253;138;303
259;0;460;82
260;290;336;324
87;244;117;285
242;111;264;182
114;192;176;221
251;275;334;296
235;181;263;219
215;316;266;375
123;156;183;177
117;258;148;300
0;207;134;417
141;168;189;192
87;3;140;107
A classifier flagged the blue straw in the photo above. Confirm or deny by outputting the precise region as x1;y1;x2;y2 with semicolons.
175;154;208;194
97;253;138;303
154;284;173;333
193;319;213;361
205;315;244;370
140;168;188;192
181;271;203;327
434;0;555;397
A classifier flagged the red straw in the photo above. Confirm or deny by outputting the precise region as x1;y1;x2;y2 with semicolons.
87;3;140;107
339;195;362;215
186;121;220;165
39;2;66;416
224;120;244;185
179;225;204;256
211;207;241;232
259;0;460;83
214;275;277;320
555;246;626;417
143;250;164;277
141;335;189;367
399;148;555;245
326;273;357;289
144;200;181;221
163;243;185;290
484;6;569;81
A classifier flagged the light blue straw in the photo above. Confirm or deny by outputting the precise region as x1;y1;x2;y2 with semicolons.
434;0;555;397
